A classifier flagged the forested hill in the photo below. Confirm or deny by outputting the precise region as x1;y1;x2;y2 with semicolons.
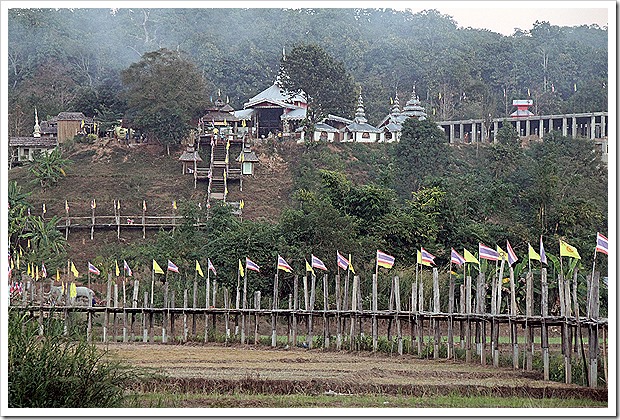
8;8;608;135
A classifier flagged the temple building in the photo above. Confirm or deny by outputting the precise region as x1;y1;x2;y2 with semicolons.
9;108;58;165
236;79;307;138
341;92;381;142
377;85;427;142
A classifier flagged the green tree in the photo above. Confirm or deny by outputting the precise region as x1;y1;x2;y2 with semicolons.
278;43;356;139
28;148;70;189
393;118;450;198
121;48;207;154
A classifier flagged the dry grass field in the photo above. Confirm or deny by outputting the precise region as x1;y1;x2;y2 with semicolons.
103;342;608;408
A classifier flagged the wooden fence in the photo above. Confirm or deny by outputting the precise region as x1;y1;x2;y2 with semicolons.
11;267;607;389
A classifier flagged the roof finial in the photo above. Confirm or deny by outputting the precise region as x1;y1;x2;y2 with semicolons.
33;107;41;138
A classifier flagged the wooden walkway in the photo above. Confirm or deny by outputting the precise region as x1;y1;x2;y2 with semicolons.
12;267;608;389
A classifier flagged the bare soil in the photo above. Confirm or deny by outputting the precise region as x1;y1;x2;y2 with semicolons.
105;343;607;402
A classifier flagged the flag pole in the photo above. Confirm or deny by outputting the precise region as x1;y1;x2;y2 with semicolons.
150;265;155;307
206;263;210;308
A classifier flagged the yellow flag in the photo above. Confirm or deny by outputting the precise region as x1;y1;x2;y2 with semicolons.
559;240;581;259
70;261;79;278
35;265;39;280
172;200;177;210
528;244;541;261
42;203;46;214
497;246;507;261
10;258;14;270
348;254;355;274
240;152;245;163
153;259;164;274
16;253;20;269
463;248;479;264
27;262;31;276
241;119;246;127
417;250;432;267
56;268;60;282
65;200;70;212
239;199;244;210
70;283;77;299
238;259;244;277
27;239;30;249
115;260;120;277
226;140;230;150
224;118;227;125
305;259;315;275
196;260;204;277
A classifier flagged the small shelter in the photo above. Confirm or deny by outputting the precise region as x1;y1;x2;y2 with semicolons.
56;111;94;142
178;147;203;174
237;146;260;176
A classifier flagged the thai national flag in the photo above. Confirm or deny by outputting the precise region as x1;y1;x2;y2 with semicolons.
506;241;518;266
450;248;465;266
88;262;100;275
336;251;349;270
311;254;328;271
479;243;499;261
246;257;260;272
167;260;179;273
596;232;608;255
123;260;133;277
208;258;217;276
376;250;395;269
420;247;436;265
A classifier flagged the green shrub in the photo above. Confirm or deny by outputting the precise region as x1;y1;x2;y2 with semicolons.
8;309;142;407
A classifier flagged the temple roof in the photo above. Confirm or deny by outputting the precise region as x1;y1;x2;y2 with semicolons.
244;82;306;109
237;147;259;163
178;148;203;162
56;112;92;122
280;108;306;121
9;137;58;147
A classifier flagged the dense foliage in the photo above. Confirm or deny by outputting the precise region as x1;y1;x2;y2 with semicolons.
8;310;142;407
8;8;608;136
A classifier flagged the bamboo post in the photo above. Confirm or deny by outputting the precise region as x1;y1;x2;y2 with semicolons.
541;267;550;380
65;201;70;240
525;271;533;371
411;281;418;354
183;289;188;343
170;291;175;342
433;268;440;359
448;267;455;359
224;287;230;343
335;274;341;350
322;274;330;349
271;273;278;347
343;271;350;345
572;267;589;387
477;272;485;365
242;270;248;345
588;271;600;388
509;267;518;369
372;273;378;352
418;277;424;357
205;272;211;343
287;294;292;346
115;199;121;239
192;279;197;338
90;201;95;240
131;280;139;342
395;276;402;355
254;291;261;345
235;270;241;337
459;284;465;350
559;272;571;384
307;274;316;349
122;279;127;342
142;291;148;343
350;276;358;351
212;277;217;334
103;274;111;342
162;282;168;343
142;201;146;239
292;275;298;348
113;282;118;342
